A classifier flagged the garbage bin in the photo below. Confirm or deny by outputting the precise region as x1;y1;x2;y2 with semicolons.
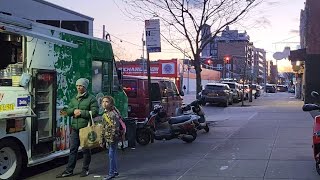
123;118;137;148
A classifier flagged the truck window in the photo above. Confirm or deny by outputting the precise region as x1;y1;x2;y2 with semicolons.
92;61;102;94
92;61;113;94
163;80;174;96
122;80;137;98
102;62;112;93
159;81;169;97
150;83;161;101
170;81;179;95
112;63;121;91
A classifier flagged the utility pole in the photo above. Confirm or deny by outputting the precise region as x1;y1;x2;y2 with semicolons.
187;51;190;94
102;25;105;39
147;52;152;112
142;31;145;75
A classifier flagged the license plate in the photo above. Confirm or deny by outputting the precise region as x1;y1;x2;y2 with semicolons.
0;104;15;112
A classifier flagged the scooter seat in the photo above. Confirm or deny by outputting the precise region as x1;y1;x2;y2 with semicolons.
168;115;191;125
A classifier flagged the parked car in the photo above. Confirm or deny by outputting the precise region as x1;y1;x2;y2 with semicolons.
201;83;233;107
266;84;277;93
122;76;184;122
277;85;288;92
220;81;242;103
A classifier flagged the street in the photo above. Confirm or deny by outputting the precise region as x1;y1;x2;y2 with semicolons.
22;92;318;180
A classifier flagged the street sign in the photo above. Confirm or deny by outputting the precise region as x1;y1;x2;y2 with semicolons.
145;19;161;53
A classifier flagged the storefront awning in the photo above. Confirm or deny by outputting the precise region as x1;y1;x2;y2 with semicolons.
289;48;306;61
0;24;78;48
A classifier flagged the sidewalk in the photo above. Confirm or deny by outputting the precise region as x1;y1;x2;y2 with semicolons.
25;92;319;180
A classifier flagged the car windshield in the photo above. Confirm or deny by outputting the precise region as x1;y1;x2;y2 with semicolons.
223;83;235;88
205;85;225;90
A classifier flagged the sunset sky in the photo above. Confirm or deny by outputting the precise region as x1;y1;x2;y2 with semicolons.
47;0;305;72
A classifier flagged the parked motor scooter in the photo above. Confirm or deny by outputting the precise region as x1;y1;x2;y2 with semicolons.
176;98;209;132
302;91;320;175
136;105;199;145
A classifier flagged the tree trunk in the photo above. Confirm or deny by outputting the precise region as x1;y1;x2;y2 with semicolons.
194;53;202;95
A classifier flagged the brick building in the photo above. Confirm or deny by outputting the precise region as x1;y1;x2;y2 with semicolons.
289;0;320;103
201;26;254;81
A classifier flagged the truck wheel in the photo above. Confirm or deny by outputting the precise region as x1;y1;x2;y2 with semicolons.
136;129;150;146
0;140;23;180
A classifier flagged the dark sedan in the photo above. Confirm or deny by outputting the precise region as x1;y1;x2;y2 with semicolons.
201;83;233;107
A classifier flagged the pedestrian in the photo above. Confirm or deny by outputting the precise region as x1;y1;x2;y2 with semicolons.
100;96;125;180
56;78;99;178
183;85;186;92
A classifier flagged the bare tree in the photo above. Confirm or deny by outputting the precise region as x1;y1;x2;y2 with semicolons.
119;0;262;94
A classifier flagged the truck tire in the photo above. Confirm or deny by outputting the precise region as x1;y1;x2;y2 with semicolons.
0;140;23;180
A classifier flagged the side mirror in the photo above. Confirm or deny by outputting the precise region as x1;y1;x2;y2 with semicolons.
302;104;320;111
179;90;184;96
311;91;319;98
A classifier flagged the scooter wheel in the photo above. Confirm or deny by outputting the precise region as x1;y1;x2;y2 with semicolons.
204;124;210;133
316;162;320;175
136;129;151;146
182;130;197;143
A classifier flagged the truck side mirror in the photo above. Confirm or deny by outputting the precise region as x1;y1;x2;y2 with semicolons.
311;91;319;98
117;70;122;80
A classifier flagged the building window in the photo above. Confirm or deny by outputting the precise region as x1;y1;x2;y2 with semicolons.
217;64;223;70
226;64;231;70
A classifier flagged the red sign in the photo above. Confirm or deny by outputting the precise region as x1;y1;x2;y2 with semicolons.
118;59;178;78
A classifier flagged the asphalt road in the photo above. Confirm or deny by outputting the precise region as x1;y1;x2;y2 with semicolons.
22;92;319;180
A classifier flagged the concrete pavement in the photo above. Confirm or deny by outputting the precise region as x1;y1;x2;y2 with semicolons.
23;92;319;180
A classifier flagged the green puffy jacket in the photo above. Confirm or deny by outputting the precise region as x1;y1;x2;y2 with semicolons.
66;93;99;130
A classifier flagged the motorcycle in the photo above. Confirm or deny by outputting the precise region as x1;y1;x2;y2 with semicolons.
176;98;209;132
302;91;320;175
136;105;199;145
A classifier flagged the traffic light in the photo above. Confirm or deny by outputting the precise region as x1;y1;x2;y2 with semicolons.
223;56;231;64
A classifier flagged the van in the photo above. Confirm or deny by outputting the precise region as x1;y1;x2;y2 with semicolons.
122;75;184;121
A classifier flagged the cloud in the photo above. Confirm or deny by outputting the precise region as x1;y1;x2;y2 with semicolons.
266;1;280;6
254;16;271;27
290;29;299;34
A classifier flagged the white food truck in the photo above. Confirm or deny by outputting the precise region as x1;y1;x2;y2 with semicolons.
0;13;128;179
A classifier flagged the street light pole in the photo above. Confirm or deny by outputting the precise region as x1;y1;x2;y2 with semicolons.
147;52;152;112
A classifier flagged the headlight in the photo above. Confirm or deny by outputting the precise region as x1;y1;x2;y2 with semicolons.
128;105;132;112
